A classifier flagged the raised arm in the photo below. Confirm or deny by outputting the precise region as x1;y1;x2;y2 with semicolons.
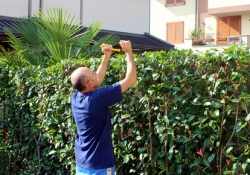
96;44;113;84
119;40;137;93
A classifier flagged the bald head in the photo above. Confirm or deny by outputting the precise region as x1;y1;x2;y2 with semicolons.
71;67;90;91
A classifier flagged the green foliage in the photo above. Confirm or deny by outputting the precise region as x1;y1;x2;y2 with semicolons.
189;28;205;39
1;44;250;174
1;8;119;67
0;61;75;174
111;45;250;174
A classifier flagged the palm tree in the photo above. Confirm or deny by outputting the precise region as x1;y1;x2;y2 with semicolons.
1;8;119;67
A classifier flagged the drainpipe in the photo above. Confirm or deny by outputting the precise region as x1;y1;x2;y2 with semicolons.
80;0;83;25
28;0;32;17
39;0;44;12
149;0;151;34
195;0;198;30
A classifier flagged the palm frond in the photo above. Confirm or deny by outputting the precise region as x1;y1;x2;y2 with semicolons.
2;7;119;67
10;17;43;46
4;28;41;65
33;8;83;44
0;46;29;67
71;20;102;48
83;34;120;58
45;41;73;64
0;46;15;65
70;20;107;58
95;34;120;47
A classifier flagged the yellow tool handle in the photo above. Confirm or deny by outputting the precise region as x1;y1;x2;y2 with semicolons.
100;45;121;52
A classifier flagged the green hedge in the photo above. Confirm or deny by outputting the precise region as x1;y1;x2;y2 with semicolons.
1;45;250;174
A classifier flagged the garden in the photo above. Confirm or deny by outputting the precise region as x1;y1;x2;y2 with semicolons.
1;8;250;175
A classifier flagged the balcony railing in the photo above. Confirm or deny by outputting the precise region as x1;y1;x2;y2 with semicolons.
185;35;250;51
192;35;244;46
227;36;242;45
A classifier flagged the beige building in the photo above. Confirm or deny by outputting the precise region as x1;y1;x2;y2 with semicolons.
3;0;249;51
0;0;150;34
150;0;250;51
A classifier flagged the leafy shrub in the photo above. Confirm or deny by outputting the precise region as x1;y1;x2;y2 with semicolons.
1;44;250;174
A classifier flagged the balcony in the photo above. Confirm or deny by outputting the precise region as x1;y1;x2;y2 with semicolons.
208;0;250;9
208;0;250;17
183;35;250;52
227;36;242;45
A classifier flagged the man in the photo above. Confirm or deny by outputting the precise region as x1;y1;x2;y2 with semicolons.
70;40;137;175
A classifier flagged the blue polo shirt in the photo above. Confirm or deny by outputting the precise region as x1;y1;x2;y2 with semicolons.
71;83;123;169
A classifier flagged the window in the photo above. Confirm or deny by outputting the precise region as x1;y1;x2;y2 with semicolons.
166;0;185;7
166;21;184;43
217;16;241;44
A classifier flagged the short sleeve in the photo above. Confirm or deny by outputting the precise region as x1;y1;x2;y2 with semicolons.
92;82;123;108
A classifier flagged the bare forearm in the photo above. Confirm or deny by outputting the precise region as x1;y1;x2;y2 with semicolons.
120;52;137;92
125;53;137;83
96;55;110;84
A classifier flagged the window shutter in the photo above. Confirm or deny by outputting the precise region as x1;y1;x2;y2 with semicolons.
166;0;185;6
166;0;175;6
176;0;185;5
218;18;228;37
166;22;184;43
175;22;184;42
166;23;175;42
229;17;240;36
217;18;228;44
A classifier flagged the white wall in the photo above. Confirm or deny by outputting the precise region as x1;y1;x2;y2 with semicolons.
82;0;150;34
208;0;250;8
0;0;29;17
0;0;150;34
0;0;80;18
241;13;250;35
204;17;217;39
42;0;80;18
150;0;166;40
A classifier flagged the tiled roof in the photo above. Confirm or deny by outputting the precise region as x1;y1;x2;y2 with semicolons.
0;16;175;51
95;29;175;51
0;16;20;36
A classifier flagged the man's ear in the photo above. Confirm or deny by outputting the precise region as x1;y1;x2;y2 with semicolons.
87;80;93;87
